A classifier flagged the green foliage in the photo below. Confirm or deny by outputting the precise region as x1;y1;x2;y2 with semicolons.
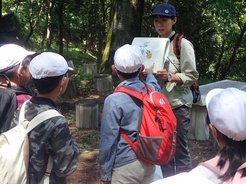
202;0;246;81
80;130;100;142
141;0;246;82
79;73;95;90
68;110;76;123
198;78;214;86
74;130;100;152
64;50;97;90
77;143;91;151
1;0;245;83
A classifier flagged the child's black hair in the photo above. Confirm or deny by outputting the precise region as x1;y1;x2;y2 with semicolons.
116;67;141;79
32;75;64;94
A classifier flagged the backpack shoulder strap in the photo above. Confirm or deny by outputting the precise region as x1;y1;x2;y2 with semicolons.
115;86;144;101
170;33;184;60
18;100;29;126
199;156;222;176
201;158;246;183
199;155;228;176
26;110;62;133
0;88;17;132
41;156;54;184
18;101;63;133
27;110;61;184
115;85;145;152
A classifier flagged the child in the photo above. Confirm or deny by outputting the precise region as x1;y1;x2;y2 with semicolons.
11;52;79;183
0;44;36;133
151;88;246;183
99;44;161;184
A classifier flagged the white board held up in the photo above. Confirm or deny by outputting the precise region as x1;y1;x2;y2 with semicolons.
132;37;170;73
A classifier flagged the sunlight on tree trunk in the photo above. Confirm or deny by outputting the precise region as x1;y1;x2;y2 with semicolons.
100;14;115;73
100;0;144;73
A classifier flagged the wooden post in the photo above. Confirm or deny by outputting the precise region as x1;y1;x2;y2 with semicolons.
62;78;78;99
93;74;113;95
82;62;97;75
62;60;78;99
75;99;98;129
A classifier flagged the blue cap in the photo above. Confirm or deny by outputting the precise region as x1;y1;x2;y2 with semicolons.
150;3;176;17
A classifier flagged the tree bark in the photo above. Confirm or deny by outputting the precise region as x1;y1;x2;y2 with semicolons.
57;1;65;55
213;40;225;80
220;23;246;80
0;0;2;36
100;0;144;73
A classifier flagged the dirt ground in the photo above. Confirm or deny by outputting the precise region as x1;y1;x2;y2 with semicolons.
57;92;218;184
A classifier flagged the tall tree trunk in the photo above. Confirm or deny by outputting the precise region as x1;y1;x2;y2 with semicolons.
57;1;64;55
213;40;225;80
220;23;246;80
41;1;53;50
0;0;1;19
100;0;144;73
25;3;44;44
97;0;107;70
0;0;2;36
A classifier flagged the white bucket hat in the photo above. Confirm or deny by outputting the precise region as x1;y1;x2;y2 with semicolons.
0;44;35;73
30;52;73;79
206;87;246;141
114;44;143;73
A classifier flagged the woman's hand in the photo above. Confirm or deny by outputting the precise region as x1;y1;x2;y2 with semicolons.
141;64;155;80
156;69;168;82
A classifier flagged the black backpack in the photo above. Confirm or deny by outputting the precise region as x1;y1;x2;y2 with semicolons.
0;73;33;133
0;88;17;133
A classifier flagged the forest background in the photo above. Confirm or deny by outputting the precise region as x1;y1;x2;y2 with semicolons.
0;1;245;183
0;0;245;85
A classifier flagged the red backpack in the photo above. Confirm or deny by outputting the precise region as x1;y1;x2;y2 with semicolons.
115;85;177;165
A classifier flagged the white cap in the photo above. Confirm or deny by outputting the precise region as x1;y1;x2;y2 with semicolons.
30;52;73;79
0;44;35;72
206;88;246;141
114;44;143;73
